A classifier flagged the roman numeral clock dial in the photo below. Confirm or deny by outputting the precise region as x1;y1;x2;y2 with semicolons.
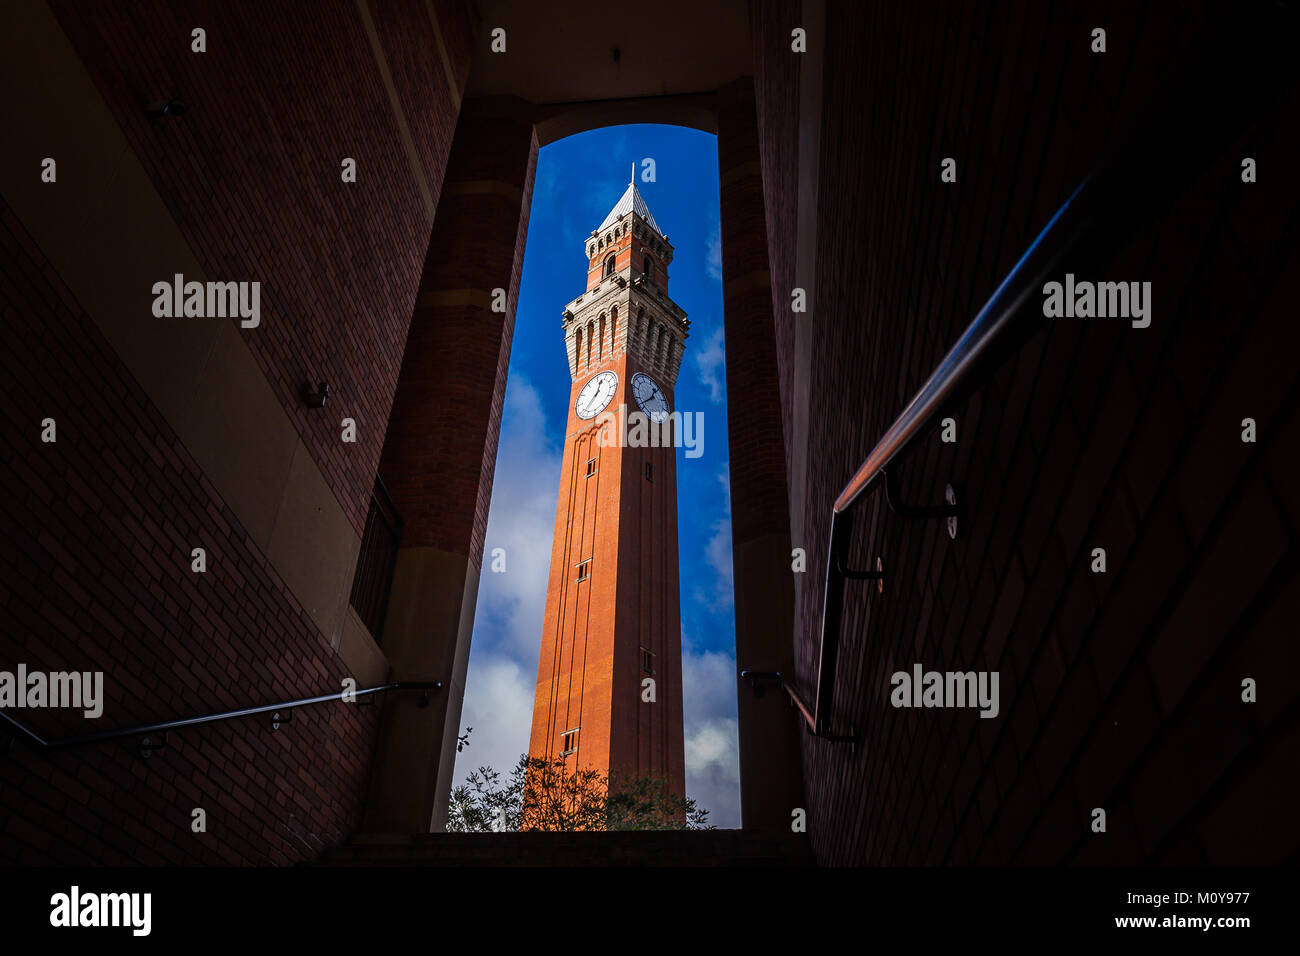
631;372;669;423
575;370;619;420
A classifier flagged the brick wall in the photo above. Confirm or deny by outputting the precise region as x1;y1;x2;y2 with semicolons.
717;81;790;544
0;0;475;864
585;232;670;295
378;107;538;565
747;0;801;482
0;200;381;864
750;0;1299;863
48;0;468;536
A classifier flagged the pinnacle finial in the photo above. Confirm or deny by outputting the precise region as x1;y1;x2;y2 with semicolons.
630;162;635;186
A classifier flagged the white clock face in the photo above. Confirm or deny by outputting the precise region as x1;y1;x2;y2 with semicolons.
575;370;619;420
631;372;669;424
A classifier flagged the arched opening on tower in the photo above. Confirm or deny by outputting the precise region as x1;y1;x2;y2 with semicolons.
450;123;740;829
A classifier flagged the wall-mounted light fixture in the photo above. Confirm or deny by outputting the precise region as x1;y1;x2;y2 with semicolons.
144;98;187;120
305;382;330;408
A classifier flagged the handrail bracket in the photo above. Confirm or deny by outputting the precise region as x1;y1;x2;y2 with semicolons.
740;670;858;750
884;469;960;540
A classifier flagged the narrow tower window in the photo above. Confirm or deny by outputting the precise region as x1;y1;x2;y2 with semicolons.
644;256;654;280
586;456;598;477
560;728;579;755
644;462;654;482
575;559;592;582
640;646;656;674
603;253;616;277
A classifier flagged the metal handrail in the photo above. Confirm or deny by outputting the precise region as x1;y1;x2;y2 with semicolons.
742;173;1100;742
1;681;440;753
743;0;1297;743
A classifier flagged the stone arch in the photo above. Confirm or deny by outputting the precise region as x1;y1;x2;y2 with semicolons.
533;99;717;147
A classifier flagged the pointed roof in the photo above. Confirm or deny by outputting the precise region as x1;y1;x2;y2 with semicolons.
598;177;663;236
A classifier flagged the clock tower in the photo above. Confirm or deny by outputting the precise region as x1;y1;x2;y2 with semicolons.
528;173;688;804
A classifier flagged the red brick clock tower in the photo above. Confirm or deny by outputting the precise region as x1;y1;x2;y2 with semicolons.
528;174;688;800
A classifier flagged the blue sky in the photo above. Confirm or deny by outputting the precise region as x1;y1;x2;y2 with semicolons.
451;124;740;827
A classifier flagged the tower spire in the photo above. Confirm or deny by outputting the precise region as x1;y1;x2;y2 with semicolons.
630;161;635;186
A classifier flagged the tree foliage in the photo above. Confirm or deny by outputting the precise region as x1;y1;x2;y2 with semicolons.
447;752;711;832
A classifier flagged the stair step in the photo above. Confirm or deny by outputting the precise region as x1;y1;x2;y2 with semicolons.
314;830;813;867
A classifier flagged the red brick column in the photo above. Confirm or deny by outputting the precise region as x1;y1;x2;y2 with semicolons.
717;79;805;832
365;100;538;832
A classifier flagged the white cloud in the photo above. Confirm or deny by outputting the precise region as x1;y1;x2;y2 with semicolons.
702;518;734;611
682;647;740;828
534;162;557;208
682;647;735;720
689;463;733;612
473;376;562;659
454;375;559;788
693;326;726;404
705;219;722;280
452;652;536;788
